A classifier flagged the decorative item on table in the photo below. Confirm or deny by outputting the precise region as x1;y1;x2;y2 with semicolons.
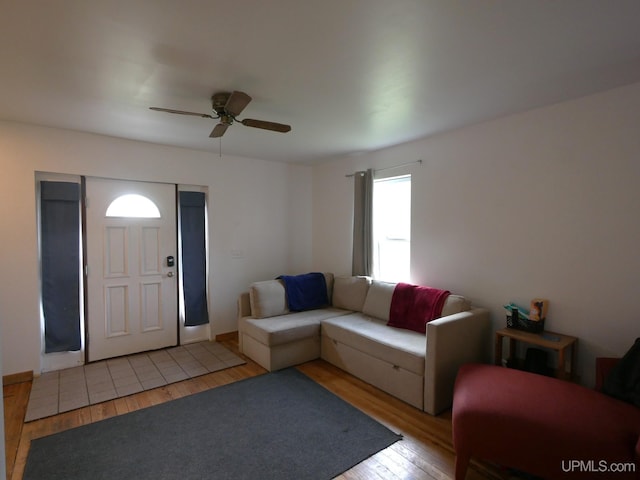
529;298;548;321
504;299;548;333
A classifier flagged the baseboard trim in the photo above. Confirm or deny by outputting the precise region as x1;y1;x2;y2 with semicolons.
3;370;34;386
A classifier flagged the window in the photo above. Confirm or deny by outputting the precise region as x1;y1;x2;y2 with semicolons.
372;174;411;282
105;194;161;218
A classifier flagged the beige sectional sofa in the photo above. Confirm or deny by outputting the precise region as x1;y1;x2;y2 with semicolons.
238;274;490;415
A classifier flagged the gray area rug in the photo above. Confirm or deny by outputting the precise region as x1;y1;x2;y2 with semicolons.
26;341;246;421
24;368;402;480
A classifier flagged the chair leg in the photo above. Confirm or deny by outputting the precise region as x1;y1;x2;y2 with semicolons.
454;453;470;480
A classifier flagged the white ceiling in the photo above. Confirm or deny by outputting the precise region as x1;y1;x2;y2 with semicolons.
1;1;640;164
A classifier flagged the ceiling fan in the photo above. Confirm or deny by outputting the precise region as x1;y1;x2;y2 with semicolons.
149;91;291;138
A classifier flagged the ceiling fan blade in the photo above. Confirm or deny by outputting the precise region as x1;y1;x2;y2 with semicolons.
209;123;229;138
224;91;252;117
241;118;292;133
149;107;214;119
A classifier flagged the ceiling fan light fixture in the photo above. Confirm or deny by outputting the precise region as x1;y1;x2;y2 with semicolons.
211;92;229;114
220;114;234;126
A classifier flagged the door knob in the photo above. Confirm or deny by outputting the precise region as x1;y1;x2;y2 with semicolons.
167;271;174;277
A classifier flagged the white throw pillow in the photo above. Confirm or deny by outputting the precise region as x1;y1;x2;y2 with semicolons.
362;280;396;321
440;294;471;317
332;276;371;311
249;280;288;318
323;272;334;304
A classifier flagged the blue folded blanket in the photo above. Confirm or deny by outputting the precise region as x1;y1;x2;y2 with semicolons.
277;272;329;311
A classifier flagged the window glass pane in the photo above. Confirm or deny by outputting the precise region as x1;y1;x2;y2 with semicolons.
373;175;411;282
105;194;161;218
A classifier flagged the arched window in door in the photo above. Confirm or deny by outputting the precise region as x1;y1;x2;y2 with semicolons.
105;194;161;218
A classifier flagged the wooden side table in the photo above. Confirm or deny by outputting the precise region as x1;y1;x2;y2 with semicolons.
494;328;578;380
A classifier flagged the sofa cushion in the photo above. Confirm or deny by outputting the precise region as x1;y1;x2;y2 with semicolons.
324;272;334;304
241;308;349;346
361;280;469;321
440;294;471;317
322;313;426;375
332;276;371;311
249;280;288;319
362;280;396;321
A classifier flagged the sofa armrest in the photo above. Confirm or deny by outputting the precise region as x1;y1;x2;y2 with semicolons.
238;291;252;319
424;307;491;415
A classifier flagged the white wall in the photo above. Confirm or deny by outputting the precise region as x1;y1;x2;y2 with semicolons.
312;82;640;387
0;121;313;376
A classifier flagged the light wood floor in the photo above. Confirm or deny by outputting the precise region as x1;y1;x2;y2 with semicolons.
3;335;508;480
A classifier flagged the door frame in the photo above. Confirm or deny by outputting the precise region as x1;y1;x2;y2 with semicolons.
36;173;211;373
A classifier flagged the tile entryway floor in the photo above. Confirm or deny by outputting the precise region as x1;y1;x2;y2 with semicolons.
25;341;246;422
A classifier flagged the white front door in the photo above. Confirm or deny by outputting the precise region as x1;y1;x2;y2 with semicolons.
85;178;178;362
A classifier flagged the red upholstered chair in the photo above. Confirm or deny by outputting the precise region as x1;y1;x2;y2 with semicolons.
595;357;621;391
452;363;640;480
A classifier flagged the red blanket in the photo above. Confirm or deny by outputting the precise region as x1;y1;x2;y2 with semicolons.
387;283;450;334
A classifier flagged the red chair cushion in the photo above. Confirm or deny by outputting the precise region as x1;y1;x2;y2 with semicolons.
453;364;640;479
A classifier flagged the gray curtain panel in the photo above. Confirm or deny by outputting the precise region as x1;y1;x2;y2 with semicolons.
40;181;82;353
179;191;210;326
352;169;373;276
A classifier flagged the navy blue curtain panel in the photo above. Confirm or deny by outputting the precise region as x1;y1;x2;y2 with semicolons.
179;191;209;326
40;181;82;353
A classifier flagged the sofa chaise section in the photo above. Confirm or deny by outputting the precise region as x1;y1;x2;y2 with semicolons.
237;273;350;371
240;308;350;371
